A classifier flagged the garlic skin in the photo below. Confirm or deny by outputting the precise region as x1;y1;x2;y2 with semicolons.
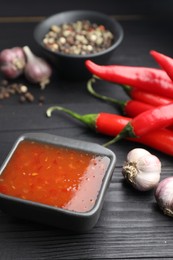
155;177;173;217
23;46;52;89
126;148;151;163
122;148;161;191
0;47;26;78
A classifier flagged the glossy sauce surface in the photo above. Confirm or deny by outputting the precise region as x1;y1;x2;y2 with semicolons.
0;140;110;212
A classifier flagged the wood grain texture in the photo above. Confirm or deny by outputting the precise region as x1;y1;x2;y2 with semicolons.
0;6;173;259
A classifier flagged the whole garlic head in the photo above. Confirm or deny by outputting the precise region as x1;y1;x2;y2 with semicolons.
155;177;173;217
122;148;161;191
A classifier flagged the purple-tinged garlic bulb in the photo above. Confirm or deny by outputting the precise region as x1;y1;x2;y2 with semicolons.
0;47;26;78
155;176;173;217
23;46;52;89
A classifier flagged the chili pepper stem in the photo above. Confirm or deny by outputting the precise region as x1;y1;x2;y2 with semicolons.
87;77;125;109
46;106;81;120
103;134;122;147
103;122;136;147
120;85;132;96
46;106;97;129
93;74;100;80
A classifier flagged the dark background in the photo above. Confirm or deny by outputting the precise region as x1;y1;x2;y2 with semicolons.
0;1;173;259
0;0;173;16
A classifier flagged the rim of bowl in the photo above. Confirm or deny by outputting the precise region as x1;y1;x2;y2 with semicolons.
34;10;124;59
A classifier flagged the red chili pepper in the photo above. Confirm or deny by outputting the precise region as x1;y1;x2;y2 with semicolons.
150;50;173;82
46;106;173;156
122;85;173;106
85;60;173;98
87;78;153;117
105;102;173;146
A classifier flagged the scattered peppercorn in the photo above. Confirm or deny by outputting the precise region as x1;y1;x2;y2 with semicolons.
39;95;45;104
20;85;28;94
43;20;114;55
24;92;35;102
19;95;26;103
0;79;44;105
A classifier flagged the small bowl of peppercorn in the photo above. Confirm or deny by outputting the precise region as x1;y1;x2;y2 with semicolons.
34;10;124;80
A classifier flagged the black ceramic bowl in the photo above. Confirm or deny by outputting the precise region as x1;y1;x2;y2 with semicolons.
0;133;116;232
34;10;123;80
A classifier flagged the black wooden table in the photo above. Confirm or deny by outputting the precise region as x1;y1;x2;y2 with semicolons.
1;1;173;259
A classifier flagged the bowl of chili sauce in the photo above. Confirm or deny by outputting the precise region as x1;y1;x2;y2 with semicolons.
0;133;116;232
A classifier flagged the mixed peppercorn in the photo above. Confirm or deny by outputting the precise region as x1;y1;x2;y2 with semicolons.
43;20;114;55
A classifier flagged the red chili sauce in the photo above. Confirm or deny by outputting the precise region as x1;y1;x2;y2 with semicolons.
0;140;110;212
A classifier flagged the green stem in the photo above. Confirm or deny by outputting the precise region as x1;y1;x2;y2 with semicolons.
46;106;97;129
87;78;126;112
103;122;136;147
103;134;122;147
120;85;132;97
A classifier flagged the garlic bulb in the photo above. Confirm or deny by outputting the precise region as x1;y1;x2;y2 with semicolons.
122;148;161;191
23;46;52;89
0;47;26;78
155;177;173;217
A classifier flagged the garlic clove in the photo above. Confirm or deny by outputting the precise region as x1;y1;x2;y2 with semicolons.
122;148;161;191
155;176;173;217
0;47;26;78
23;46;52;89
